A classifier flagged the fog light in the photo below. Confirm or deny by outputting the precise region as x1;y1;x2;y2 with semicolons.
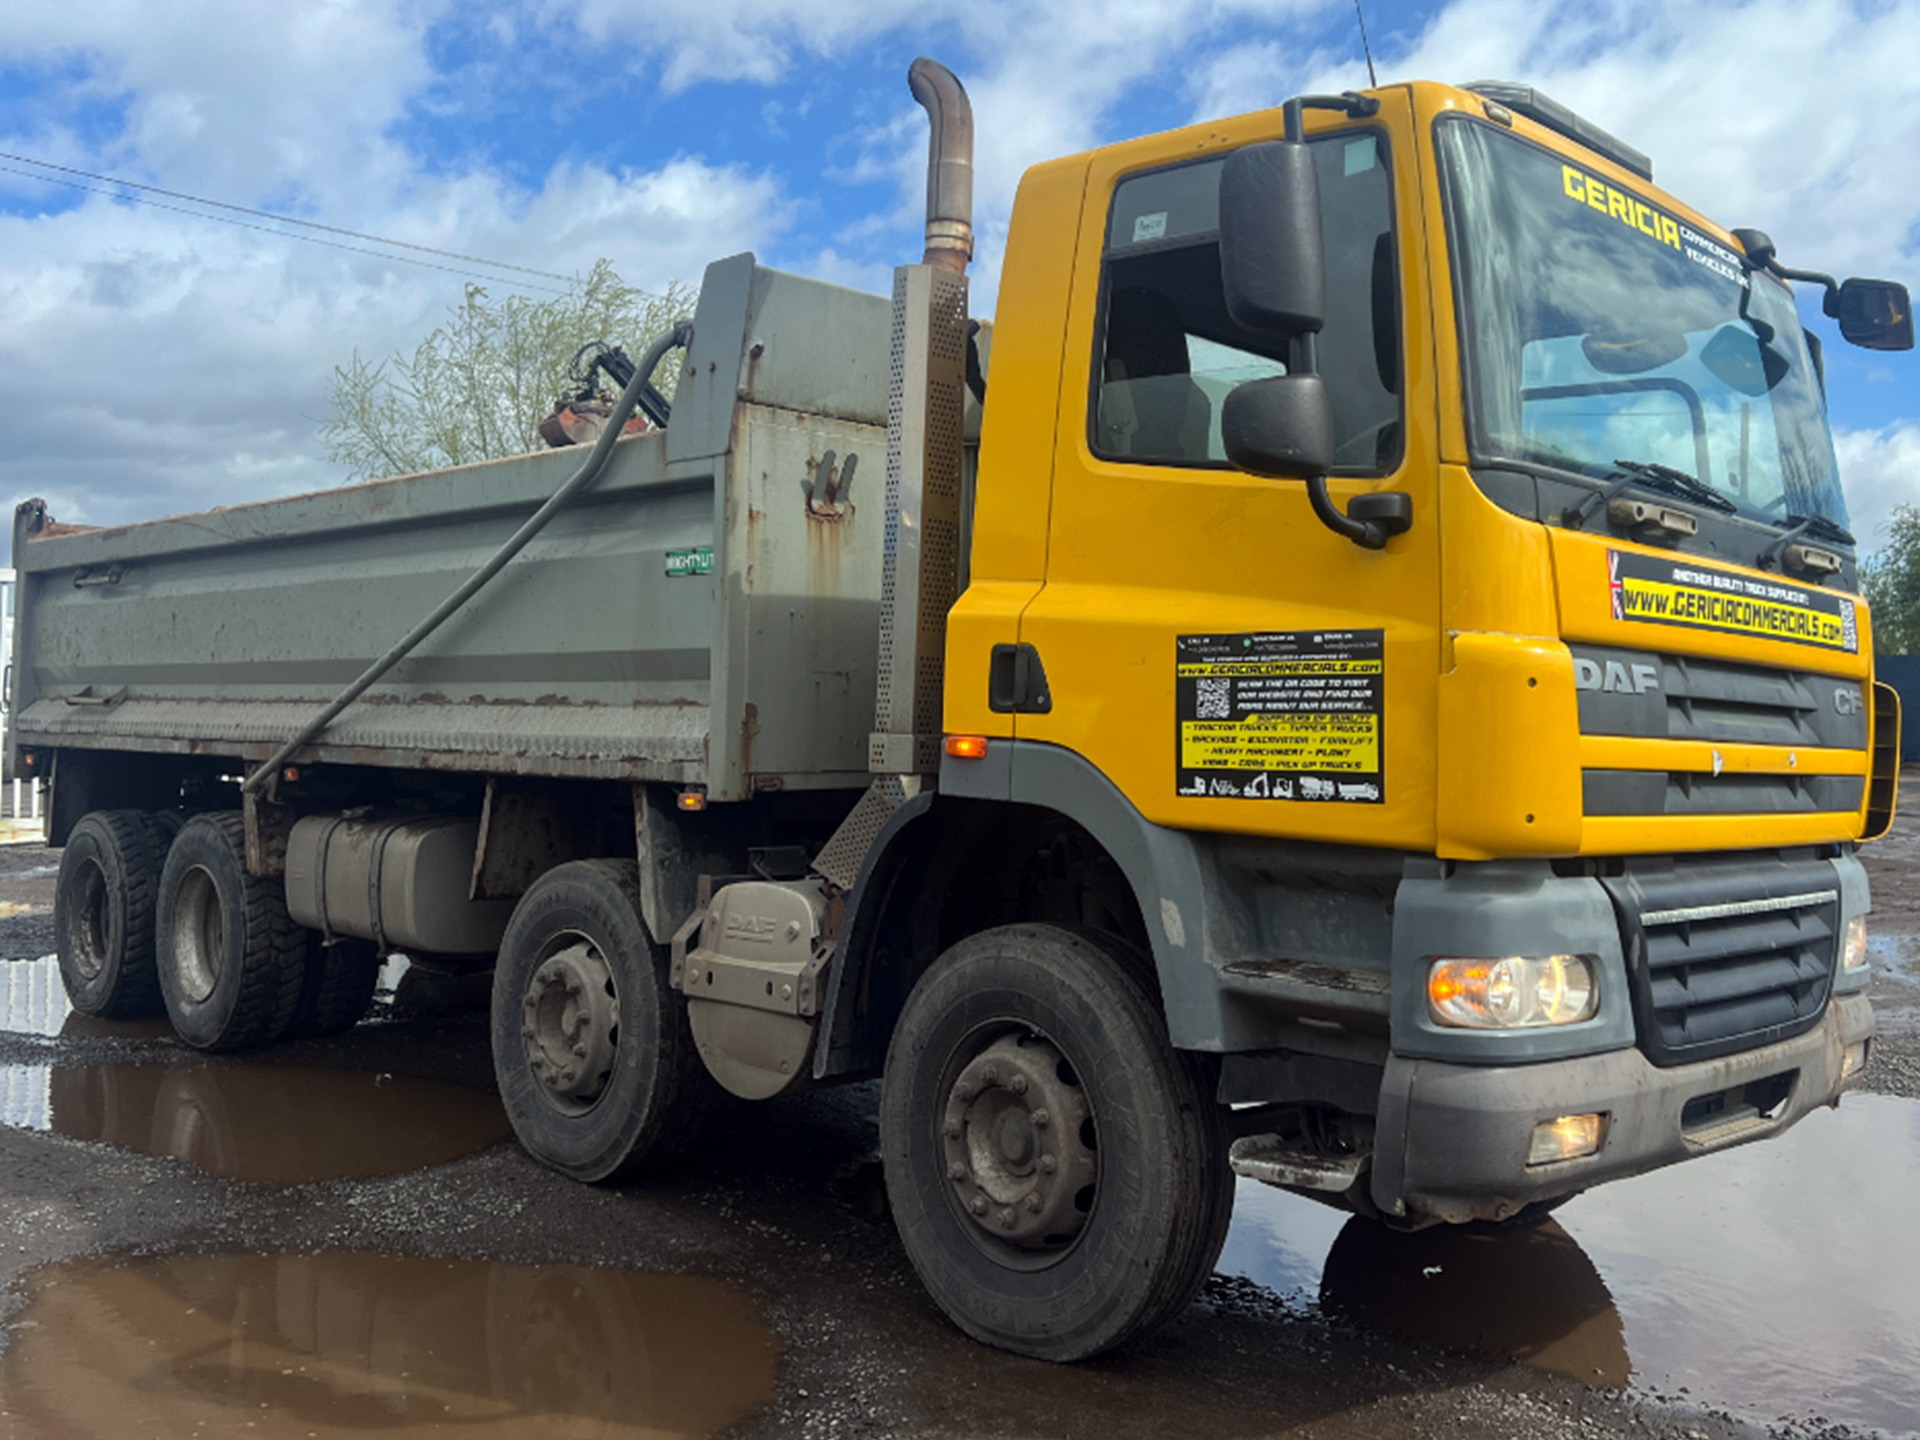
1842;1040;1869;1081
1528;1113;1607;1166
1428;955;1598;1029
1841;916;1869;973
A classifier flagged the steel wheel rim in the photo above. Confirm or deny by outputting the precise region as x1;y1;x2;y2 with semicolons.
934;1021;1102;1273
69;858;111;981
520;936;622;1117
170;865;224;1004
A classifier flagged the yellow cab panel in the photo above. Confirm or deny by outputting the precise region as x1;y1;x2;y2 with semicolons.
1010;87;1443;848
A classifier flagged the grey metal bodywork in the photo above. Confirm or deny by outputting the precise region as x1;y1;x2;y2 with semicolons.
10;254;888;804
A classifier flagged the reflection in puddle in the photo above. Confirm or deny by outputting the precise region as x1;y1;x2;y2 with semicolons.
2;1252;779;1439
0;1062;509;1182
1320;1219;1626;1386
0;956;70;1037
1220;1093;1920;1433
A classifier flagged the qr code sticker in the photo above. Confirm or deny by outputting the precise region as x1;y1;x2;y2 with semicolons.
1194;678;1231;719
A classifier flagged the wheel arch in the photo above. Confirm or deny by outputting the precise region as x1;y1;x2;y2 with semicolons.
816;743;1230;1079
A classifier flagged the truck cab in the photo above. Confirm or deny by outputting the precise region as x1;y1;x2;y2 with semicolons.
931;78;1895;1223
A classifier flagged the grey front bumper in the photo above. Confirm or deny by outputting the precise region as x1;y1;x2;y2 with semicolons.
1370;993;1875;1223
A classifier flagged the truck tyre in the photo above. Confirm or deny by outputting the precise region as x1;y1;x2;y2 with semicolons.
55;809;166;1018
155;813;307;1051
491;859;716;1182
880;924;1233;1361
287;935;382;1039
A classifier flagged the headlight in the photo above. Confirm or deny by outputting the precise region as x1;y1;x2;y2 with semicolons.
1841;915;1869;973
1427;955;1598;1029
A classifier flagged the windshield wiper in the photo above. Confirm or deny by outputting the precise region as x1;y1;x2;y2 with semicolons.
1759;510;1855;570
1607;459;1739;513
1565;458;1737;528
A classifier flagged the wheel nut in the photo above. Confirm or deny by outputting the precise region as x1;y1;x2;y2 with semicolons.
1009;1073;1028;1095
980;1064;998;1085
1032;1109;1050;1129
968;1196;988;1216
954;1083;977;1103
1000;1209;1016;1230
559;1069;577;1086
1024;1193;1042;1212
943;1118;962;1139
572;1044;587;1058
1039;1155;1057;1174
948;1162;967;1182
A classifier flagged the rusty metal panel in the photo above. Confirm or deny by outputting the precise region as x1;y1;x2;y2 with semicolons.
13;259;901;802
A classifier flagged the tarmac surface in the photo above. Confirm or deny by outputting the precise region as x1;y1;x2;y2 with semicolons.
2;784;1918;1440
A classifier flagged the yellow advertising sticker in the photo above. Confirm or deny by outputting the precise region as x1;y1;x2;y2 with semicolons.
1609;549;1858;652
1175;630;1385;803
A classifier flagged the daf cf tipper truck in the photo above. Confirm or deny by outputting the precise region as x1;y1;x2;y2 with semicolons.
16;62;1910;1360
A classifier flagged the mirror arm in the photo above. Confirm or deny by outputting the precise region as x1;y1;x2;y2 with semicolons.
1771;264;1842;318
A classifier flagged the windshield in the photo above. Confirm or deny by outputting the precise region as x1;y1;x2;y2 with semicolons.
1436;119;1849;533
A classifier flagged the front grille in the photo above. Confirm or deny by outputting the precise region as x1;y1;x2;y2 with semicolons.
1602;855;1837;1066
1573;646;1868;818
1571;646;1866;749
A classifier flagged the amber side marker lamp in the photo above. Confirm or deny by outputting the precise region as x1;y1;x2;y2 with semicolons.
944;735;989;759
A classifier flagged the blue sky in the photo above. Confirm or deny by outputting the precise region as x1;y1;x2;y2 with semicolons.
0;0;1913;545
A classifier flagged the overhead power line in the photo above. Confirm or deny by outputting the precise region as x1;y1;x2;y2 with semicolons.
0;148;578;291
0;164;574;296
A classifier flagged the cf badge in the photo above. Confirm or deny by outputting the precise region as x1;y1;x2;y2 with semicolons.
1834;687;1863;716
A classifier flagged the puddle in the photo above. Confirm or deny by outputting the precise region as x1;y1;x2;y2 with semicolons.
0;1252;779;1438
0;1062;510;1182
1220;1092;1920;1434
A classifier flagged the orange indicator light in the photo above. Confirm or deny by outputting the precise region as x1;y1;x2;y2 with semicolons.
944;735;990;760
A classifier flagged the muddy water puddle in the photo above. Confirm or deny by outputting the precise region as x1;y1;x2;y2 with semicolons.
0;1062;509;1181
0;1251;779;1438
1221;1091;1920;1434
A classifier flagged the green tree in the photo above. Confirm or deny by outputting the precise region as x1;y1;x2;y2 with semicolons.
319;259;694;482
1863;504;1920;655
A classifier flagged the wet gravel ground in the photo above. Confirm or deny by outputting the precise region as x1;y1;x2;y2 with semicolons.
3;791;1918;1440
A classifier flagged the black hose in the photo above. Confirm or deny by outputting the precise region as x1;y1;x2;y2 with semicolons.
243;321;693;795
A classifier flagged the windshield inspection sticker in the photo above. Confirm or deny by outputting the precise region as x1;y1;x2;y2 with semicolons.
1609;550;1857;652
1176;630;1385;803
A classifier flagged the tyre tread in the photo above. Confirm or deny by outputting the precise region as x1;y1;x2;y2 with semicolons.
56;809;166;1019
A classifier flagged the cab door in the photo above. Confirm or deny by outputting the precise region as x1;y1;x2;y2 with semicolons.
1015;92;1443;849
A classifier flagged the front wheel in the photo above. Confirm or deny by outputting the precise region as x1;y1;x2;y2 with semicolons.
880;924;1233;1361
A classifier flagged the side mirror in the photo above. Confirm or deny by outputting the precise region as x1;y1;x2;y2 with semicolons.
1219;142;1326;337
1836;278;1914;351
1222;374;1334;478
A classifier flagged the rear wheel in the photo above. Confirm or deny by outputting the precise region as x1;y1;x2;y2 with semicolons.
55;810;165;1018
155;813;307;1050
880;924;1233;1361
491;860;716;1181
287;935;382;1039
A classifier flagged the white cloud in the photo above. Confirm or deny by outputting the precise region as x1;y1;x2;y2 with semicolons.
1835;422;1920;557
1239;0;1920;284
0;1;799;534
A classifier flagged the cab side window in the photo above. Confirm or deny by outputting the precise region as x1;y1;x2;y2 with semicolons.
1092;133;1401;473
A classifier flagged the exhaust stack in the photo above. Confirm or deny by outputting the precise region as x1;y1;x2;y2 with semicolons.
908;57;974;274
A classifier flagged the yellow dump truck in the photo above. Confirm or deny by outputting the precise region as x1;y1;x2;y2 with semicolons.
17;63;1909;1361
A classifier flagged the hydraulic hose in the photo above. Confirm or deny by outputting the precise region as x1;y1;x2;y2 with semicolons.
243;320;694;795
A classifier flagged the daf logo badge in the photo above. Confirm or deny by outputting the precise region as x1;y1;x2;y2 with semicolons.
1834;687;1863;716
1573;658;1660;694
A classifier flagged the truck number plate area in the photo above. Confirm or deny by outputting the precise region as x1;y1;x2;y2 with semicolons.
1680;1068;1796;1148
1175;629;1385;803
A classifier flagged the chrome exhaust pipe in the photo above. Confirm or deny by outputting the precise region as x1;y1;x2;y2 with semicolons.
908;58;974;274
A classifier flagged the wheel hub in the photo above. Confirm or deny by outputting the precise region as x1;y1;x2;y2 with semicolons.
521;942;620;1112
70;859;110;981
942;1034;1097;1249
